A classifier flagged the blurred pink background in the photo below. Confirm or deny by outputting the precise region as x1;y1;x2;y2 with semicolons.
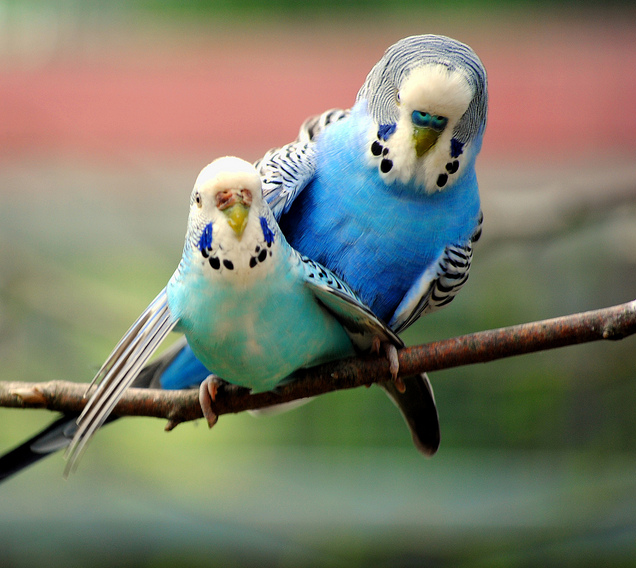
2;19;635;167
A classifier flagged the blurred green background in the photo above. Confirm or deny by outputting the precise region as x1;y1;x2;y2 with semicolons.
1;1;636;567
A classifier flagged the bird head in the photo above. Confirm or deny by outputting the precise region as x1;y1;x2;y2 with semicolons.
189;156;262;243
358;35;488;192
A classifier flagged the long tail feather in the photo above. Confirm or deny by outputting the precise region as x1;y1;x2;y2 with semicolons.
381;372;440;456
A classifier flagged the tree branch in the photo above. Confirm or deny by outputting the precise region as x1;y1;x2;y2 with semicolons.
1;299;635;428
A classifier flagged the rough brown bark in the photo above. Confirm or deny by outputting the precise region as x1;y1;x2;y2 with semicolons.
1;299;634;429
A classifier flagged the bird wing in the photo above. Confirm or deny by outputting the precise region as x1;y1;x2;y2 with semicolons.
256;108;349;220
300;253;440;456
65;287;177;473
389;212;483;334
294;108;350;144
299;254;403;350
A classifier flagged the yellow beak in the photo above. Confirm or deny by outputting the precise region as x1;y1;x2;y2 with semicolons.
413;126;441;157
223;203;250;238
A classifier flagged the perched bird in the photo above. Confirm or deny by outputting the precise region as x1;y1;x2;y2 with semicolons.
1;34;487;479
61;157;404;471
262;34;487;330
260;33;487;454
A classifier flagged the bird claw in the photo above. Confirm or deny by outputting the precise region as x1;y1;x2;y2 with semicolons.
393;374;406;394
198;375;221;428
372;338;404;392
382;343;402;384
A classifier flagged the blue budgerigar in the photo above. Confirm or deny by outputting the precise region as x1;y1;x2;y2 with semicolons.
257;33;488;453
262;34;487;331
61;156;406;471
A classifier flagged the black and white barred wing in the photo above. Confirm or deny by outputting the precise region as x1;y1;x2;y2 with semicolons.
255;108;349;221
256;141;316;220
295;108;350;144
389;214;482;335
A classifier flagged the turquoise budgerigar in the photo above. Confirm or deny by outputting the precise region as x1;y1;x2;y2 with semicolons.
62;156;406;471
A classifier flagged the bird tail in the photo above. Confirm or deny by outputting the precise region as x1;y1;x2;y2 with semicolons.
0;415;79;482
0;336;188;484
0;289;177;483
380;372;440;456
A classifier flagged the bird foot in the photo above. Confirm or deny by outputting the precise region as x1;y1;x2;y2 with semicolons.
371;337;404;392
198;375;222;428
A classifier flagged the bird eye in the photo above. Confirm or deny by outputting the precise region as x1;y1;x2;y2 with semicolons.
195;191;202;207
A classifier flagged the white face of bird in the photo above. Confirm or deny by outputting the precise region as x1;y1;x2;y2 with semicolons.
398;63;473;159
380;63;475;192
190;156;262;241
